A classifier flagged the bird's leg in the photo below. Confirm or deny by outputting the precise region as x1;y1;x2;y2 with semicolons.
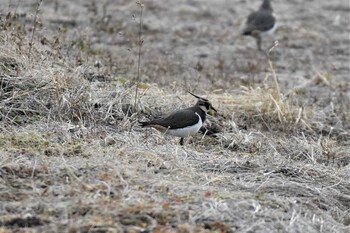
256;35;262;51
180;138;184;146
252;31;262;51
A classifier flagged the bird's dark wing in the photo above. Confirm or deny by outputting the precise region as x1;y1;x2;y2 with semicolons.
246;11;257;24
142;108;200;130
243;11;275;34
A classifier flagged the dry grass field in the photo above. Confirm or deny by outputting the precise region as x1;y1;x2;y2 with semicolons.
0;0;349;232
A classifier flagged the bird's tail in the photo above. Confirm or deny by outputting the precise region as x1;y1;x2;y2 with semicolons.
242;26;253;36
139;121;150;127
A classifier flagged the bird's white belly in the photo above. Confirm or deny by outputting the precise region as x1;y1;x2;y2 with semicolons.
261;22;277;36
167;112;202;138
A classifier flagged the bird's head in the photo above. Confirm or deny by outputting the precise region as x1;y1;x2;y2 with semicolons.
260;0;273;12
189;92;217;114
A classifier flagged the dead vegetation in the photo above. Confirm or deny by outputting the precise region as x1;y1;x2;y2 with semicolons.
0;0;349;232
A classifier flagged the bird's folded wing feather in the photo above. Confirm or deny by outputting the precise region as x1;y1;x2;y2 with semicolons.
244;11;275;33
149;109;200;129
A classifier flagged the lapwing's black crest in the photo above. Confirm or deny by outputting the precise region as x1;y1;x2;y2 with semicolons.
242;0;276;50
139;93;217;145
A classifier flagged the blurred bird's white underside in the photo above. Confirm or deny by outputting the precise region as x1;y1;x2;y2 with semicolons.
261;22;277;36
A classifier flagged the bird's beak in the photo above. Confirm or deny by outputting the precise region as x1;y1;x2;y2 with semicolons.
211;106;217;112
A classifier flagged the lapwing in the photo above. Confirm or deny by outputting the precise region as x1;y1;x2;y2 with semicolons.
139;93;217;145
242;0;276;50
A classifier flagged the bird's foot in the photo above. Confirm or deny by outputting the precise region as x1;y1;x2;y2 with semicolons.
180;138;184;146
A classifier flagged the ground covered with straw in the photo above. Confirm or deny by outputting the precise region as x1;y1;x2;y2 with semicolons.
0;0;349;232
